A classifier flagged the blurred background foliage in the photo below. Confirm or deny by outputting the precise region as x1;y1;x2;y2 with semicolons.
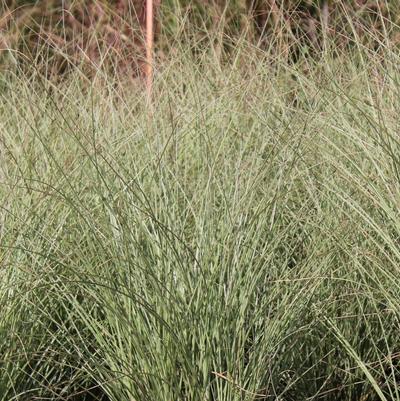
1;0;400;77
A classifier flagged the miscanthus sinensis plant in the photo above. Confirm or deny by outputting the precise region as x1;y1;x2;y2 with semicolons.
0;24;400;401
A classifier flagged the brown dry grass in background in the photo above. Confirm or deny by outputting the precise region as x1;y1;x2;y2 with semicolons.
1;0;400;80
1;0;156;78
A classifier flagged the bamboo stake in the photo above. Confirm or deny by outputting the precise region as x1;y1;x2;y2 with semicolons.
145;0;154;103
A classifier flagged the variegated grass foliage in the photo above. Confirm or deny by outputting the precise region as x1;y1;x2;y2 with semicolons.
0;16;400;401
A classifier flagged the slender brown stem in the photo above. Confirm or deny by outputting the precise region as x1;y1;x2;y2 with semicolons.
145;0;154;103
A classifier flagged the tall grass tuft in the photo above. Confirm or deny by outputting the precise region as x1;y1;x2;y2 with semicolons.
1;6;400;401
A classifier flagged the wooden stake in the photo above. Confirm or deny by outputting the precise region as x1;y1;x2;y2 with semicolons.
145;0;154;103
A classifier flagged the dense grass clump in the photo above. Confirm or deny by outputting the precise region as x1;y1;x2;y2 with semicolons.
1;26;400;401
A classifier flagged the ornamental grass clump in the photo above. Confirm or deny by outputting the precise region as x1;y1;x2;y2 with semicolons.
0;5;400;401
